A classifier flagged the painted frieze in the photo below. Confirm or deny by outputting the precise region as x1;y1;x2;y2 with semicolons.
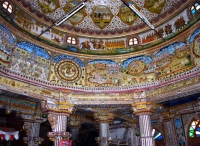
10;42;50;80
190;27;200;67
154;42;192;79
121;55;155;85
0;24;14;67
86;60;121;87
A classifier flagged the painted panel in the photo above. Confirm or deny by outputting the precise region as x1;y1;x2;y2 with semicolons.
0;24;14;67
10;42;50;80
174;117;186;146
86;60;121;87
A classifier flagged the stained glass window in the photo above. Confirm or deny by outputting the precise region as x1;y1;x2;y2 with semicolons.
152;128;163;140
2;1;12;13
191;2;200;15
189;118;200;138
67;36;76;45
128;38;138;46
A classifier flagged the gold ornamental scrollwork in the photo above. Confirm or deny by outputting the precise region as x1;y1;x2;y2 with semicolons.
47;113;58;131
94;112;114;123
131;102;156;116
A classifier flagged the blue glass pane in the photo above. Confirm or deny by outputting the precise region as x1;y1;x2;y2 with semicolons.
196;127;200;131
179;139;185;144
156;135;163;140
192;9;196;14
196;134;200;137
195;3;199;7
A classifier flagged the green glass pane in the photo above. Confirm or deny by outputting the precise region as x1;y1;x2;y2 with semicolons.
190;126;194;131
189;132;194;137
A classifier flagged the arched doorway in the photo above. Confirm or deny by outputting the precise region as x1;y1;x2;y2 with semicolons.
188;115;200;146
152;128;164;146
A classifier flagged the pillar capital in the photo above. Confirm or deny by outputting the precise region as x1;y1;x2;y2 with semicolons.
69;115;82;128
131;102;156;116
94;112;114;123
123;120;137;129
23;122;44;145
41;100;74;116
161;112;174;121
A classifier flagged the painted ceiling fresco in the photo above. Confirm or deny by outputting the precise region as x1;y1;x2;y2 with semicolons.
1;0;195;56
0;0;200;103
14;0;189;36
0;21;200;91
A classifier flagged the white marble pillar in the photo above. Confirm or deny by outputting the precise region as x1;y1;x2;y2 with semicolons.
94;112;114;146
49;114;68;146
131;99;156;146
23;122;43;146
70;128;79;146
41;100;74;146
99;123;109;146
124;121;140;146
138;115;155;146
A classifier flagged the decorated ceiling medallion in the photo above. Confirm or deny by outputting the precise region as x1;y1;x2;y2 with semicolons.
38;0;59;13
91;5;113;29
118;1;139;26
144;0;166;14
63;0;86;25
55;60;82;83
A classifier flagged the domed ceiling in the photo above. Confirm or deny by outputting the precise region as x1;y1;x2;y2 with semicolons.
10;0;192;55
14;0;188;37
0;0;200;107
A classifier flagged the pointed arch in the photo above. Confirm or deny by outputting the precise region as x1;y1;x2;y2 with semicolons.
187;113;200;146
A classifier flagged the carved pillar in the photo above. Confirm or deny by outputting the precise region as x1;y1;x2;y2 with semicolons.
123;120;139;146
131;101;156;146
41;100;74;146
21;114;44;146
94;112;114;146
69;115;82;146
161;112;178;146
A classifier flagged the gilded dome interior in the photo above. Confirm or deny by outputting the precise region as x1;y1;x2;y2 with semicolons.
0;1;200;144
